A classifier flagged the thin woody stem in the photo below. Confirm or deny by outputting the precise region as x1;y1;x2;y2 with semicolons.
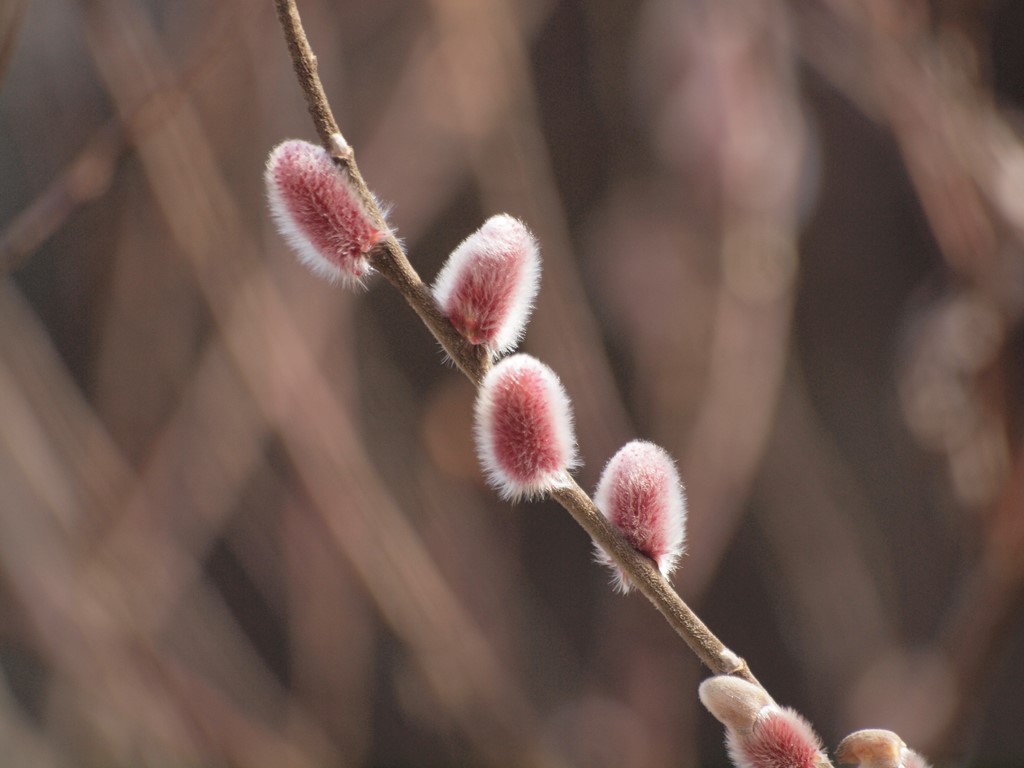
551;478;760;686
273;0;756;687
272;0;338;147
272;0;489;384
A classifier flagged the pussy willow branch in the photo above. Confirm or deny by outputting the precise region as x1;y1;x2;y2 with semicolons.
273;0;489;385
273;0;759;688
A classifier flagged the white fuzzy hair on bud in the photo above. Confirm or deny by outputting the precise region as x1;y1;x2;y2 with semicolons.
432;214;541;357
265;139;385;285
474;354;578;501
593;440;687;593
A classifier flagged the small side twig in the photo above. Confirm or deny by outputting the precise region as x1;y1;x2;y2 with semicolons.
272;0;758;689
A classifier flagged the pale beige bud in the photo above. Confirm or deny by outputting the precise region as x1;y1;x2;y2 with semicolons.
698;676;773;734
835;729;930;768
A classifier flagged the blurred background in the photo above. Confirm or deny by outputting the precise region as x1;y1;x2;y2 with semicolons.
1;0;1022;765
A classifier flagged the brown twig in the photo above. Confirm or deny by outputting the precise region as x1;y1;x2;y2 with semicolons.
273;0;760;689
271;0;338;147
552;479;759;685
272;0;489;386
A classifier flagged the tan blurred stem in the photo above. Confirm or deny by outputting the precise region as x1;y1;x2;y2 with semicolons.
274;0;759;690
0;0;27;88
931;443;1024;758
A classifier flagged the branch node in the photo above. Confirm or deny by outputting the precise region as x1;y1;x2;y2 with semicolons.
719;648;743;674
328;131;351;160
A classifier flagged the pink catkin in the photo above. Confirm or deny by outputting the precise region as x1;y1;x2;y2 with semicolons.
594;441;687;592
474;354;578;500
727;708;824;768
700;677;826;768
265;139;384;285
432;214;540;357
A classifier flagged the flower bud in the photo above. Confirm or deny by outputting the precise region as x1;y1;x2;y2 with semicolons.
700;676;827;768
265;139;385;285
432;214;541;357
698;676;773;734
593;441;686;592
835;729;931;768
474;354;578;500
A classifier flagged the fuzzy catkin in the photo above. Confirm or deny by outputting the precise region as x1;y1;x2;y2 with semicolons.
266;139;384;285
593;440;687;592
432;214;541;357
474;354;578;500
